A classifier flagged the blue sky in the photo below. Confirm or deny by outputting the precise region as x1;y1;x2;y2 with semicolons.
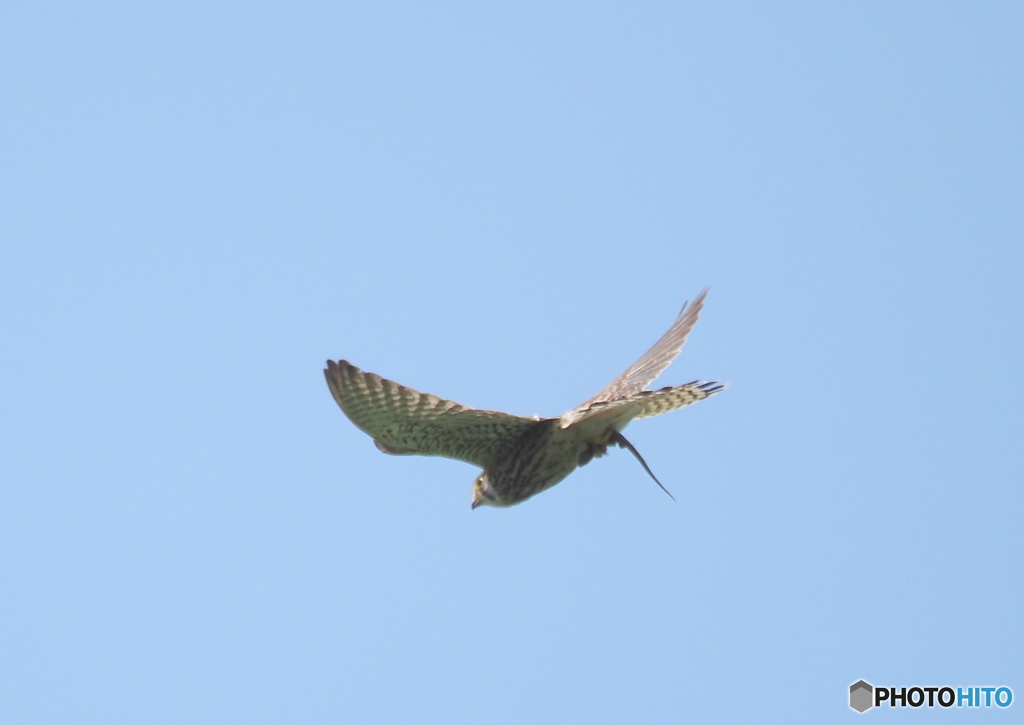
2;3;1021;723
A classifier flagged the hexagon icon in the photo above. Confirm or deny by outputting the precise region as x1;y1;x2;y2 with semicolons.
850;680;873;713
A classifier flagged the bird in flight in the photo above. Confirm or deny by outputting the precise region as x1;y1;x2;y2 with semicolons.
325;289;724;509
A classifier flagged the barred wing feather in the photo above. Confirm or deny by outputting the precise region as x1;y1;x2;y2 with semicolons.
561;381;724;429
325;360;540;469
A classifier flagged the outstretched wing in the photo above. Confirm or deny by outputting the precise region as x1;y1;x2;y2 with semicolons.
325;360;541;469
585;381;724;421
559;381;724;430
577;288;709;408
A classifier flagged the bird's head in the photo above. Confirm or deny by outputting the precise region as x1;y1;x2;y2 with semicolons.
471;472;500;509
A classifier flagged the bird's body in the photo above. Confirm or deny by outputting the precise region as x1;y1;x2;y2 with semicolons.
476;418;574;505
325;289;724;508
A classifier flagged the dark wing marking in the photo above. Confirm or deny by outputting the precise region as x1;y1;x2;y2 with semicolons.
559;381;724;429
325;360;541;469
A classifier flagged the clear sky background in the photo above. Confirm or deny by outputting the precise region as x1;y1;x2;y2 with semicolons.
2;3;1021;723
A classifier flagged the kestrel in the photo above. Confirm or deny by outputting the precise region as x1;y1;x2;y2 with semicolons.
325;289;724;508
